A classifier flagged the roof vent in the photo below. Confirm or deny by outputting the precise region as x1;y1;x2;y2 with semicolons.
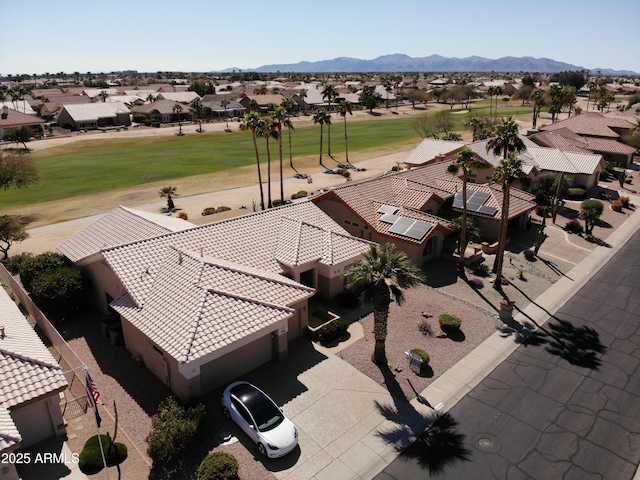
0;326;5;338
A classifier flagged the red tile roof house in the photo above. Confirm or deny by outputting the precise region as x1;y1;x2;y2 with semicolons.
312;160;537;266
0;288;68;480
57;203;373;399
0;105;45;139
531;111;637;167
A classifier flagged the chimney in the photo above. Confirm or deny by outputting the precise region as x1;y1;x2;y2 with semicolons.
0;326;5;338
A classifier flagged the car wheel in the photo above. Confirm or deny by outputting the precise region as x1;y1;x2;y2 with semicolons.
222;406;231;419
257;443;267;457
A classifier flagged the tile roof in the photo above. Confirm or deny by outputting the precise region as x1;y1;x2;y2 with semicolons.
59;102;131;122
0;106;45;128
0;289;68;411
0;407;21;451
452;184;537;220
403;138;465;166
539;112;634;138
522;146;605;175
110;249;313;364
529;127;636;156
57;206;195;264
466;137;539;174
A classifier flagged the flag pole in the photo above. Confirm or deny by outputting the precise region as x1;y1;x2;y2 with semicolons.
84;366;110;479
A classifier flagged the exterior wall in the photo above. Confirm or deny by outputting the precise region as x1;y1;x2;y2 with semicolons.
573;172;599;189
82;260;127;315
10;394;65;448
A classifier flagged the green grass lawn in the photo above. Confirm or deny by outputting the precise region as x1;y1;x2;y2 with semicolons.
2;105;534;209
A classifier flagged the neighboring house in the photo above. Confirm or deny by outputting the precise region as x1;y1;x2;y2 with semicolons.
56;102;131;130
156;91;200;104
130;99;192;124
521;146;606;189
238;94;285;113
402;138;466;168
199;97;246;119
534;111;636;166
58;202;373;399
0;288;68;480
0;106;45;138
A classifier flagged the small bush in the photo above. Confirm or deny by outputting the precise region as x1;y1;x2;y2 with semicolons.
216;206;231;213
79;435;128;474
599;170;611;181
2;252;33;274
472;264;490;278
272;199;291;207
202;206;232;216
439;314;462;333
535;205;548;217
469;277;484;289
518;268;525;279
133;113;147;123
177;212;188;220
620;196;630;208
611;200;623;212
197;452;239;480
523;249;536;261
418;320;434;337
316;318;349;344
296;190;308;198
146;397;205;465
564;220;584;234
409;348;430;364
567;188;587;200
341;170;351;178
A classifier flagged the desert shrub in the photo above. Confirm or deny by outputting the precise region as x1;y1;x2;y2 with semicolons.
341;170;351;178
611;200;623;212
472;264;490;278
316;318;349;344
517;268;525;279
409;348;430;364
133;113;147;123
216;206;231;212
564;220;584;234
469;277;484;289
620;196;630;208
567;188;587;200
418;320;434;336
79;434;128;474
17;251;67;292
146;397;205;465
439;314;462;333
177;212;188;220
272;199;290;207
523;249;536;261
296;190;308;198
197;452;239;480
202;207;216;216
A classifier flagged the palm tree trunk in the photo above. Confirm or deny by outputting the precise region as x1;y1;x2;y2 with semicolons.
288;127;299;174
266;138;273;208
344;116;351;166
319;125;326;170
493;187;510;288
252;134;265;210
278;128;284;203
372;288;390;364
459;176;468;274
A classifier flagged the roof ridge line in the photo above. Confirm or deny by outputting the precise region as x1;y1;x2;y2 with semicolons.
0;347;61;370
204;287;297;314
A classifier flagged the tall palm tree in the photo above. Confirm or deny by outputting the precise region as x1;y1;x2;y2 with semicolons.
159;186;178;212
240;113;265;210
490;152;530;288
486;117;526;160
258;117;278;208
321;84;338;156
530;89;545;129
281;98;301;176
486;86;496;117
220;98;230;131
339;100;353;167
465;116;482;141
191;98;203;132
313;107;331;170
493;86;504;117
98;90;108;103
271;106;288;203
298;88;308;114
447;147;491;274
345;244;425;364
172;103;184;135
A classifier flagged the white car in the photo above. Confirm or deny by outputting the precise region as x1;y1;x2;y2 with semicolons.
221;381;298;458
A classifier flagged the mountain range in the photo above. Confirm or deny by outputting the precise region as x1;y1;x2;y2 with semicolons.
218;54;636;75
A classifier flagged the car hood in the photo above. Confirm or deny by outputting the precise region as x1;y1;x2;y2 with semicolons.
260;418;297;448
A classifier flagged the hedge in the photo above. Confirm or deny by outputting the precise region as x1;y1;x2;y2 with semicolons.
79;434;128;474
197;452;239;480
317;318;349;344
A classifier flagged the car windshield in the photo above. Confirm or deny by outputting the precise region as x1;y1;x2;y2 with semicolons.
232;384;284;432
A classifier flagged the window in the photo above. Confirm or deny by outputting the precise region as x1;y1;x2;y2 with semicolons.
344;220;352;225
423;238;434;256
352;222;359;227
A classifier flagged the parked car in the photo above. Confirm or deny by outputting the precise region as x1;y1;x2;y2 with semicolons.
221;381;298;458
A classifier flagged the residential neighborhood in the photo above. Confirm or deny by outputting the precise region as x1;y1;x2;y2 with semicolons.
1;67;640;480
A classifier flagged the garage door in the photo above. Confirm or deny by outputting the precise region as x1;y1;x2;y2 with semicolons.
11;399;55;448
199;333;273;394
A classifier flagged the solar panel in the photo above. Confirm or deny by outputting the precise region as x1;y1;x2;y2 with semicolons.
389;217;414;235
377;204;399;215
405;221;433;240
452;190;492;214
380;213;399;224
477;205;498;216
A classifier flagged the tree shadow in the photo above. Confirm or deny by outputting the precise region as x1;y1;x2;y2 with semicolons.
377;362;409;410
536;257;573;280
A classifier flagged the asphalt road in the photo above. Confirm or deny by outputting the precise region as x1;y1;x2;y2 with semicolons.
376;227;640;480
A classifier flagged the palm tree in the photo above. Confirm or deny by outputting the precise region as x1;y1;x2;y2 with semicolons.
486;86;496;117
489;152;530;288
281;98;302;176
486;117;526;159
191;98;203;132
447;147;491;274
271;106;288;203
465;116;482;141
298;88;308;114
321;84;338;156
220;98;230;131
98;90;108;103
159;186;178;212
493;86;504;117
258;117;278;208
172;103;184;135
240;113;265;210
345;244;425;364
146;93;156;103
339;100;353;167
530;89;545;129
313;107;331;170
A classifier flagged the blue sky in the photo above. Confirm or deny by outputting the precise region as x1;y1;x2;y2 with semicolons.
1;0;639;75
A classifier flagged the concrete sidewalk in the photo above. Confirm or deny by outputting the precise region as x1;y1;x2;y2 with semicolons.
297;194;640;480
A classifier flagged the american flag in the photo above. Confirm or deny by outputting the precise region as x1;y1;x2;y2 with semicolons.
85;372;100;409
